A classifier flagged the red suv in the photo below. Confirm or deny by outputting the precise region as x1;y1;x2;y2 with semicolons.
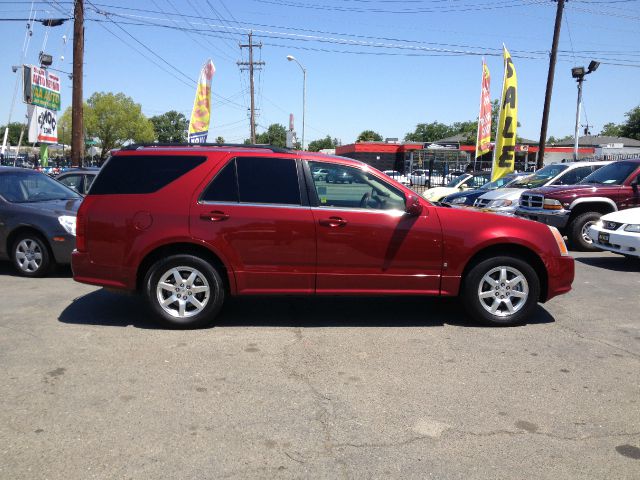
72;145;574;328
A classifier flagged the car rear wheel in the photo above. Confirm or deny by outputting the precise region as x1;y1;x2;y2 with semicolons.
462;256;540;326
568;212;601;251
144;254;225;329
12;233;53;277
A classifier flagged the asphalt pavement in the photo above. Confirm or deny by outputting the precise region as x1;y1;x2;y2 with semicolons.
0;252;638;479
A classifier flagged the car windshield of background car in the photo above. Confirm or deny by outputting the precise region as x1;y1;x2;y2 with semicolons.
0;172;81;203
511;164;569;189
580;161;639;186
446;174;468;188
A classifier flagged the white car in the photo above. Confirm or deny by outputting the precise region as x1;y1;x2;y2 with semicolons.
588;207;640;258
474;161;611;215
382;170;410;186
423;172;491;202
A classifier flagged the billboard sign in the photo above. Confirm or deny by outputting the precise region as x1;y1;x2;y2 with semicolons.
28;105;58;144
23;65;61;111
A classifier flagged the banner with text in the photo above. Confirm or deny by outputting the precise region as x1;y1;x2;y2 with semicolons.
475;61;492;158
23;66;61;111
28;105;58;144
492;47;518;182
188;60;216;143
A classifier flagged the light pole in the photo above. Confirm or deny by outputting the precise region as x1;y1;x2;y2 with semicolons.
571;60;599;161
286;55;306;150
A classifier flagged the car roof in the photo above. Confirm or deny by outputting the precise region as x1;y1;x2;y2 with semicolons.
58;167;100;174
0;166;39;174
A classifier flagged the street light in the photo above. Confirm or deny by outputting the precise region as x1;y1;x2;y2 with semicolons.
571;61;600;161
286;55;306;150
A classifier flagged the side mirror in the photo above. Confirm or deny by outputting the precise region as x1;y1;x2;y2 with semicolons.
405;194;423;216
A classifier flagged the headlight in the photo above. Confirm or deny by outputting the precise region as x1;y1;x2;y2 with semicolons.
624;224;640;232
487;199;513;208
543;198;563;210
451;196;467;204
58;215;77;236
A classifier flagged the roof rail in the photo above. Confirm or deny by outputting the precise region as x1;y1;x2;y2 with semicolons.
120;143;293;154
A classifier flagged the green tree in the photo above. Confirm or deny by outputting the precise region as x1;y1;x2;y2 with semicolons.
57;107;75;146
150;110;188;143
0;122;25;146
215;136;225;144
254;123;287;147
620;105;640;140
83;92;155;161
600;122;623;137
308;135;339;152
356;130;383;142
404;122;454;143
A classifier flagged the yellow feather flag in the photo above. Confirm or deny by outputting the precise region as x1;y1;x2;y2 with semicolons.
188;60;216;143
492;46;518;182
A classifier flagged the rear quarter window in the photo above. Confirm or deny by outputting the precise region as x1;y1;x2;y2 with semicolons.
89;155;206;194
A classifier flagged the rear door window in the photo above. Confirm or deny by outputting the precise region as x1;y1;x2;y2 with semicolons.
89;155;206;194
201;157;301;205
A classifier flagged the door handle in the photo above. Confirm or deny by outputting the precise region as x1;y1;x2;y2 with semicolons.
319;216;347;228
200;211;229;222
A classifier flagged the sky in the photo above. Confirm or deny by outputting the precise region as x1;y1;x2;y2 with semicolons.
1;0;639;147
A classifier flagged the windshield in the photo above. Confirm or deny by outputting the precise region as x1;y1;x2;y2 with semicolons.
0;171;81;203
580;161;638;186
445;174;469;188
482;174;521;190
510;164;569;189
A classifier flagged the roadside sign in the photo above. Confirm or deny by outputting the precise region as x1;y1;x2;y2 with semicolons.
28;105;58;144
22;65;61;111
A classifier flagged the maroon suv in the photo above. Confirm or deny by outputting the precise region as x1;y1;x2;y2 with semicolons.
516;159;640;250
72;145;574;328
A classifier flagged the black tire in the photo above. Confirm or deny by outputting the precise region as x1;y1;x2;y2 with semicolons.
11;233;53;277
143;254;226;329
568;212;602;251
326;175;334;184
461;255;540;326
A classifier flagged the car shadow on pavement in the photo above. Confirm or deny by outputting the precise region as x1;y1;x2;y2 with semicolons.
574;255;639;272
58;289;556;329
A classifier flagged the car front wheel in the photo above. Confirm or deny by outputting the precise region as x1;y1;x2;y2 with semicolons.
462;256;540;326
568;212;601;251
12;233;53;277
144;254;225;329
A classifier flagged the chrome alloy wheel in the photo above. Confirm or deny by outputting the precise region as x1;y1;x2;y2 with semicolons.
155;266;210;318
477;266;529;318
15;239;43;273
581;221;596;244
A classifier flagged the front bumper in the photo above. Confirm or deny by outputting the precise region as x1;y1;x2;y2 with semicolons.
545;255;575;301
588;225;640;257
515;207;571;229
49;233;76;264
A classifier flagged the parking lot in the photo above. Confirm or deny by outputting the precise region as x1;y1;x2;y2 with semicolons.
0;252;638;479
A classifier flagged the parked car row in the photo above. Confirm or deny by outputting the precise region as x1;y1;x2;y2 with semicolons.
432;159;640;254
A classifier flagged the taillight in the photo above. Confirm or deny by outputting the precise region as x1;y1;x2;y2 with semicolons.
75;202;88;251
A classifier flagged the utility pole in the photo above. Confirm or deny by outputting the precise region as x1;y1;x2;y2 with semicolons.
537;0;565;169
237;32;264;143
71;0;84;167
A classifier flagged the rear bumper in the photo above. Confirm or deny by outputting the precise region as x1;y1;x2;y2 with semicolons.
516;207;571;229
544;255;575;301
71;250;136;291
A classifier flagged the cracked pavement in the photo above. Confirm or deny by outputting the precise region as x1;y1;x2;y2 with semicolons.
0;251;638;479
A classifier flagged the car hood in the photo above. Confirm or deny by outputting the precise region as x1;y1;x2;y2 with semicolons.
601;207;640;224
17;198;82;216
423;187;457;198
526;185;617;197
477;188;524;201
